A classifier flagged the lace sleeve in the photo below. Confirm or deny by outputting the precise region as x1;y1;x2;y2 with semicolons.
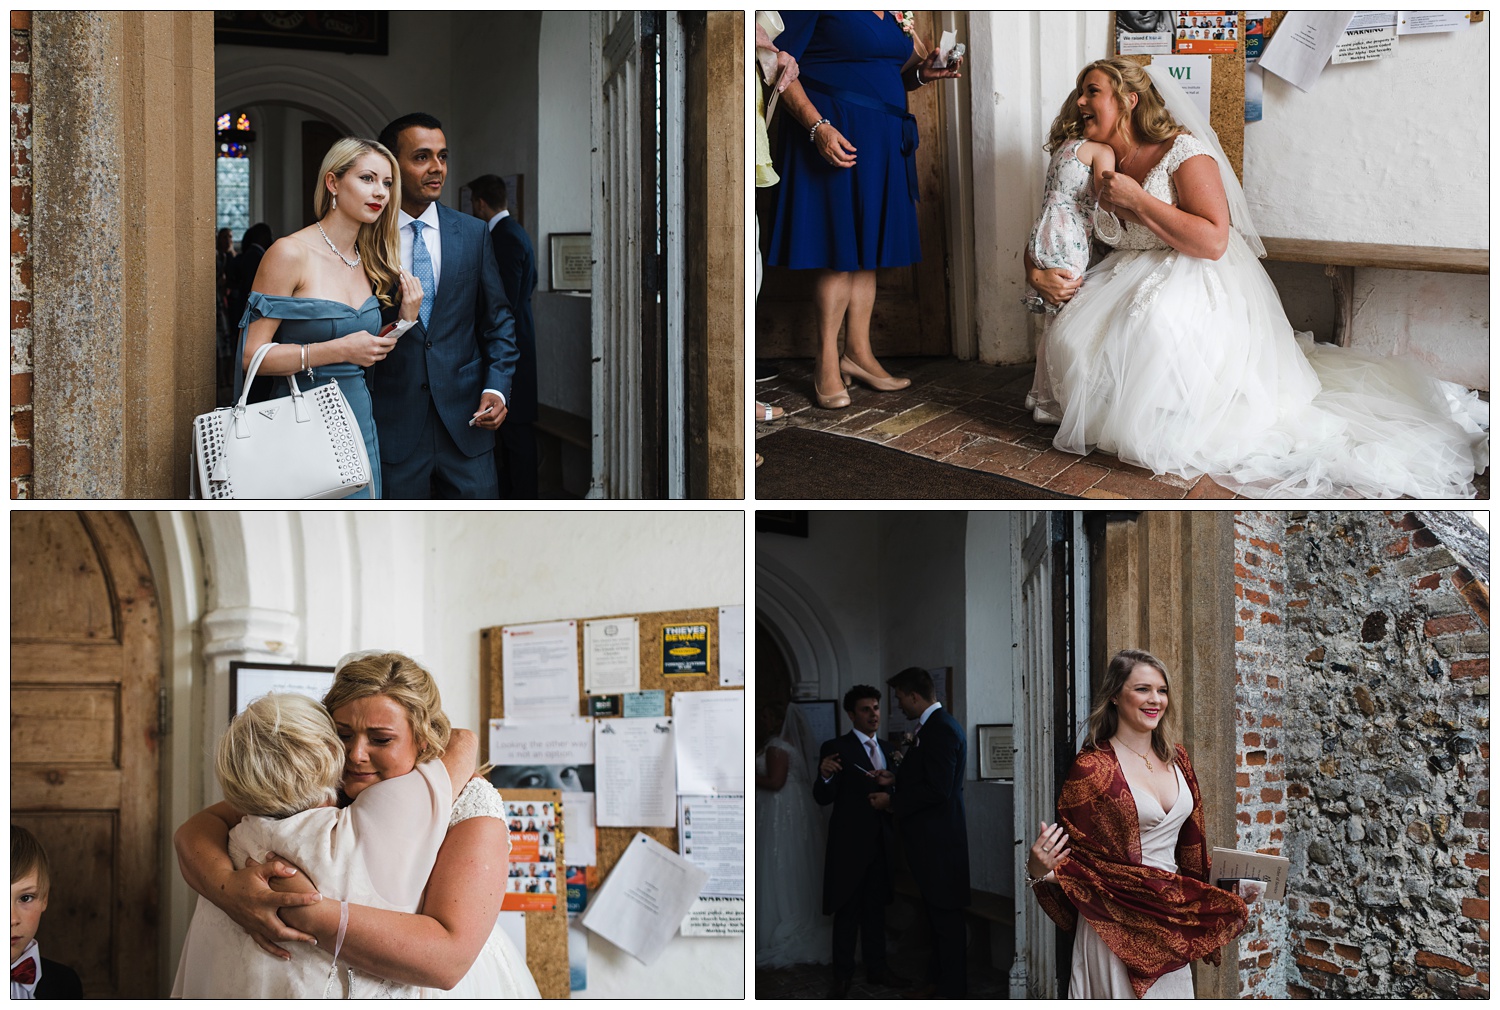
451;778;513;855
1161;133;1214;178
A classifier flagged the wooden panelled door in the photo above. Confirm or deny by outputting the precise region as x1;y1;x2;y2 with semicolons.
11;512;161;998
755;9;951;359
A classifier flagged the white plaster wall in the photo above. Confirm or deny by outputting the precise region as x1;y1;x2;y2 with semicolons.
964;510;1015;898
449;12;541;232
966;13;1488;385
537;11;594;294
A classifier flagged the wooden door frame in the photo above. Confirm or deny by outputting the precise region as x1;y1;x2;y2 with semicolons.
10;511;162;997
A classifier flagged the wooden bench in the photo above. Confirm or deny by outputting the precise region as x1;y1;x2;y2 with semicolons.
1260;238;1489;346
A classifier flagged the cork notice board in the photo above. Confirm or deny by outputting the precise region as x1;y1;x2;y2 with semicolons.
480;607;744;992
1113;11;1247;180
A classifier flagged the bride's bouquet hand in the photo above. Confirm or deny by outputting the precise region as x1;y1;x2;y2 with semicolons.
397;268;423;324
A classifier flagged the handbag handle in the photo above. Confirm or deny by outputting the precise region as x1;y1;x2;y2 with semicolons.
235;342;310;438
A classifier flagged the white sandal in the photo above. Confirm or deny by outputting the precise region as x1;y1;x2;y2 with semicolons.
756;401;785;421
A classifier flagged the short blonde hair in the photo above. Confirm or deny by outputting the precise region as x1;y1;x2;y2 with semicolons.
217;693;344;818
322;652;451;761
11;825;49;892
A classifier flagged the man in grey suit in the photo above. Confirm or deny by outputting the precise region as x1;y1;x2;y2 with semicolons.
371;113;518;498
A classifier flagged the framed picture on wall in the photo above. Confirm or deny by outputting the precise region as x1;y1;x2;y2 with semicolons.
792;699;840;748
229;662;337;718
550;233;592;291
977;724;1015;780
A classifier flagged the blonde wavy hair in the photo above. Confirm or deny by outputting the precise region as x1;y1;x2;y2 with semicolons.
1045;57;1184;154
216;693;344;818
1082;649;1179;767
322;651;452;761
313;137;403;308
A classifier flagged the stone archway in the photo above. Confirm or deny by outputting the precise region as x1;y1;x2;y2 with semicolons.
754;556;849;703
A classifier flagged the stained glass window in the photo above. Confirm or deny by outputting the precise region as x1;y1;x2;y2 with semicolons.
215;110;254;236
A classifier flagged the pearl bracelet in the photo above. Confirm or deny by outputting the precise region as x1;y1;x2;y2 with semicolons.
809;117;830;142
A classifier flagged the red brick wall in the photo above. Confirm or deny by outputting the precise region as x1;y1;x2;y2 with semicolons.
1233;510;1292;998
10;10;32;498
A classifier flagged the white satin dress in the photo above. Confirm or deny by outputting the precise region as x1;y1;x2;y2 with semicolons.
1068;764;1195;999
1037;132;1488;499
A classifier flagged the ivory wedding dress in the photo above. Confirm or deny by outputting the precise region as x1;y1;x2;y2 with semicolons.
755;707;832;968
1035;66;1488;499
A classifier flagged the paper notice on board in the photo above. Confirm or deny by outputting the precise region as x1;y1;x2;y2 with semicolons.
717;605;745;687
672;691;745;796
678;795;745;897
1397;10;1472;34
1258;11;1356;91
1147;56;1213;123
487;717;594;794
1333;11;1398;63
595;718;676;826
584;617;639;695
680;896;745;937
579;832;709;965
501;620;579;721
562;791;597;866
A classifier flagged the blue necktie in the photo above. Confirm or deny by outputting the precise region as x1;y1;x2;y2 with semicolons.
410;220;434;329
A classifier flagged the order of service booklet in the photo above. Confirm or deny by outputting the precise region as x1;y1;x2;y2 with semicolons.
1212;846;1290;900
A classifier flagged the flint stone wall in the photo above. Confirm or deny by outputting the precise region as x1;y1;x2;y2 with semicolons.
1236;510;1489;998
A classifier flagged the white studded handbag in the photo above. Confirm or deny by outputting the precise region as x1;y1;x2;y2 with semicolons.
190;342;372;499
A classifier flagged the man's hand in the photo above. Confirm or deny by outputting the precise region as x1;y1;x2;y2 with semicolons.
819;753;843;779
472;391;507;430
868;792;892;812
869;769;895;787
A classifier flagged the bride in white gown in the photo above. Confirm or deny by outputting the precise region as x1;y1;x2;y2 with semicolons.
755;701;832;968
1027;58;1487;499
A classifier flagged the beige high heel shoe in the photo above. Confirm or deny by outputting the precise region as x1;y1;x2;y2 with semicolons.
839;354;911;392
813;377;851;409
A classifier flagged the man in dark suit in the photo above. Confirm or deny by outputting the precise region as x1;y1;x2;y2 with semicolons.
813;686;909;998
372;113;518;498
871;667;970;998
467;174;539;498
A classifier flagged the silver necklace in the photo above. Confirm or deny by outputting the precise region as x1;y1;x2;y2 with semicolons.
316;219;361;269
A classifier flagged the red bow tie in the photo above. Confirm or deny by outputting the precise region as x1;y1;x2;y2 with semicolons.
12;957;37;985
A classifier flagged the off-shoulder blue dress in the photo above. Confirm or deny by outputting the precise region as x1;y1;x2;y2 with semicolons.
234;292;382;499
767;11;922;271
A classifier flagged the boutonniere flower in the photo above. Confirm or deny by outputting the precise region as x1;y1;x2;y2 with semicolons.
892;11;916;38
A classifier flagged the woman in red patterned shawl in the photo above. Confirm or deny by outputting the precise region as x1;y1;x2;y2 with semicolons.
1025;649;1255;998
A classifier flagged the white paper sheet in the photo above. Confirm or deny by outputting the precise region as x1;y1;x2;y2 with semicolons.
579;832;709;965
677;794;745;897
497;911;528;960
594;718;676;826
671;691;745;796
717;605;745;687
501;620;580;722
583;617;639;695
1148;56;1213;124
1397;10;1472;34
487;717;594;793
679;896;745;937
562;790;597;866
1258;11;1356;91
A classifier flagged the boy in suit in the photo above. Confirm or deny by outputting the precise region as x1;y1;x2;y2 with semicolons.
813;686;909;997
10;826;83;999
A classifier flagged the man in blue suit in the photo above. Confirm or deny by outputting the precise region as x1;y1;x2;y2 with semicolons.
372;113;518;498
871;666;970;998
467;174;538;498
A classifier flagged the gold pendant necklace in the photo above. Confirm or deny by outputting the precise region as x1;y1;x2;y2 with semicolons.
1117;739;1154;771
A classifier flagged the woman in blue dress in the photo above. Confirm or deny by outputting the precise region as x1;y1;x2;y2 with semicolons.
235;137;423;499
766;11;961;409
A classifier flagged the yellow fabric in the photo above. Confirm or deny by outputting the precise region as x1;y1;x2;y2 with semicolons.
755;70;778;188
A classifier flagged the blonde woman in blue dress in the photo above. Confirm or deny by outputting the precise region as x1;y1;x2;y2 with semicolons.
236;137;424;499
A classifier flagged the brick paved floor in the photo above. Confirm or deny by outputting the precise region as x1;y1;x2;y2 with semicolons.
754;358;1242;500
755;358;1488;501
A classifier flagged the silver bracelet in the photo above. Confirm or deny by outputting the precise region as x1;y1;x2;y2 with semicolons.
809;117;830;142
914;65;928;87
301;342;313;380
